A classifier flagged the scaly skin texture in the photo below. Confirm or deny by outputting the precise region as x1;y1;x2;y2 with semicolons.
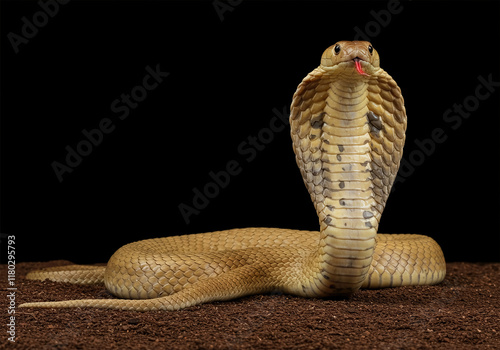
20;41;446;311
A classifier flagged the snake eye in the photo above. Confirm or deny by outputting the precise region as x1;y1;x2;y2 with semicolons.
334;44;341;55
368;45;373;54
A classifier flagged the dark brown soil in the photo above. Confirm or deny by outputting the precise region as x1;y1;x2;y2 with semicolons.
1;261;499;349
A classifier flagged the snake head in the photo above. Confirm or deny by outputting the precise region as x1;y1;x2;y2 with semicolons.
320;41;380;76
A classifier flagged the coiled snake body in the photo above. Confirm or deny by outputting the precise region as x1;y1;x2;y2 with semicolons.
21;41;446;311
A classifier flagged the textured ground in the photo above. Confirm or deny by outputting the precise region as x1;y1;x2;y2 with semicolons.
1;261;499;349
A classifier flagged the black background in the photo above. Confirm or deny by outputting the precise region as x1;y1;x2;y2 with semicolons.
1;0;499;264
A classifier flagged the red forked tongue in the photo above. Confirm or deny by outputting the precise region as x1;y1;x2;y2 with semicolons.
354;58;369;76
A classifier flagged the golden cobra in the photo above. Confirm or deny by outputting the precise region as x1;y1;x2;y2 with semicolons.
20;41;446;311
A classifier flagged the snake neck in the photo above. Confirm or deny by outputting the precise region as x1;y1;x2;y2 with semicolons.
290;67;406;297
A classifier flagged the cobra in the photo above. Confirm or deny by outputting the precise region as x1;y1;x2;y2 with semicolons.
20;41;446;311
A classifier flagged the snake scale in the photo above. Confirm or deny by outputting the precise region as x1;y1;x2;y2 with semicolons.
20;41;446;311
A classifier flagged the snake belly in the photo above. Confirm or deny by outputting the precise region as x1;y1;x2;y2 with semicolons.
20;41;446;311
